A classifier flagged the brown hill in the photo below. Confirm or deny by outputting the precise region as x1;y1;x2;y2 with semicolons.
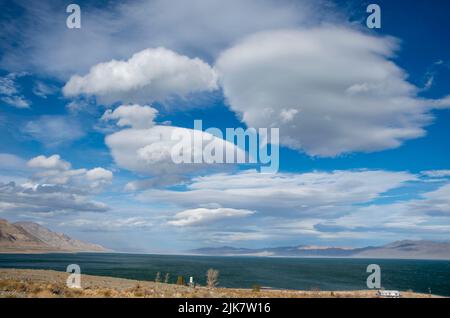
0;219;108;253
0;219;47;251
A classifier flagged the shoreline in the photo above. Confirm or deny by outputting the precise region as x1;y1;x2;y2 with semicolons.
2;251;450;261
0;268;442;298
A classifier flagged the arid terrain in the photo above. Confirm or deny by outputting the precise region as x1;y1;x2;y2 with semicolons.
0;219;108;253
0;269;441;298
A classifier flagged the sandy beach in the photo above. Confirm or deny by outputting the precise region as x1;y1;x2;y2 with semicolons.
0;269;441;298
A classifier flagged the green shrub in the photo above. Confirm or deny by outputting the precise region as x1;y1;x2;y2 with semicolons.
252;284;261;292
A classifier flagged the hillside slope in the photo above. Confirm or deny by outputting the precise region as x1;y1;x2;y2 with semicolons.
0;219;108;253
0;219;48;252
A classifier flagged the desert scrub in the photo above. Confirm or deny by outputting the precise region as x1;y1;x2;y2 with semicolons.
99;289;113;297
126;282;153;297
67;288;84;297
133;290;144;297
155;272;161;283
125;283;139;294
28;283;43;294
176;276;185;286
47;283;65;295
0;279;17;291
206;269;219;288
0;280;28;293
252;284;261;292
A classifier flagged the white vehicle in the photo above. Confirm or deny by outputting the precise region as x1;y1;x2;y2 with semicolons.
377;290;401;298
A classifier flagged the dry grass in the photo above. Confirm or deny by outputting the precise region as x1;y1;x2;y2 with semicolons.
206;268;219;288
0;279;85;298
0;268;443;298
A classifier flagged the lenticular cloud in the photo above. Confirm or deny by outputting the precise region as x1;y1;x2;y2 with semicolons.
216;27;450;157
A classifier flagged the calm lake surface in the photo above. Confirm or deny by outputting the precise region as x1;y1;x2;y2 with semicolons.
1;253;450;296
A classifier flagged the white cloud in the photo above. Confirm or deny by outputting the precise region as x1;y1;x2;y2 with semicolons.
140;169;416;217
27;154;71;170
0;73;30;108
104;105;244;184
85;167;113;189
208;231;271;243
101;104;158;129
63;48;218;104
65;99;100;115
208;178;450;244
86;167;113;181
0;155;113;216
0;181;109;215
135;169;450;244
168;207;254;227
1;95;30;109
31;168;87;186
280;108;299;123
414;184;450;217
26;154;113;190
61;217;153;232
0;75;17;95
32;81;58;98
317;182;450;239
421;170;450;178
1;0;325;78
22;116;85;147
106;125;242;179
0;153;27;170
124;175;188;191
216;27;450;157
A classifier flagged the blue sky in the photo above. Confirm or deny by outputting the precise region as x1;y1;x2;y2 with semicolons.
1;0;450;253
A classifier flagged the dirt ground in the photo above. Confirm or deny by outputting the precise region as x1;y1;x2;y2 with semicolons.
0;268;441;298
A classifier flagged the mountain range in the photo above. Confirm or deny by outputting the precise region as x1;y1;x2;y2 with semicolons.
0;219;108;253
190;240;450;260
2;217;449;259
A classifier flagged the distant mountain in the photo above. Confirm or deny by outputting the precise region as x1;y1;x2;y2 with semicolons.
190;245;372;257
190;240;450;260
0;219;108;253
354;240;450;260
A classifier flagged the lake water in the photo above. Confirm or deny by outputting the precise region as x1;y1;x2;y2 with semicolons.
1;253;450;296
